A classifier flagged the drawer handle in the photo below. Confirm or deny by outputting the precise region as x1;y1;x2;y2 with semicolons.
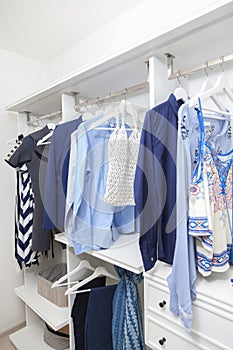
159;337;166;346
159;300;166;308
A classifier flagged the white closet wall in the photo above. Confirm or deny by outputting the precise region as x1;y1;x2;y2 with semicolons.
0;49;47;335
47;0;231;82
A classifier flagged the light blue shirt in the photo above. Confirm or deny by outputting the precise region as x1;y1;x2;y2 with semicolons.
65;117;137;254
167;101;232;331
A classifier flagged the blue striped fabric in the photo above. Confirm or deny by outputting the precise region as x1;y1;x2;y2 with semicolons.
112;266;145;350
16;164;39;267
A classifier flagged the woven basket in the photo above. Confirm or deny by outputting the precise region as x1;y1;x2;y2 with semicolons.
43;324;69;350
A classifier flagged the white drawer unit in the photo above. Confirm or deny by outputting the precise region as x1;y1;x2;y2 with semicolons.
146;316;212;350
146;280;174;319
144;262;233;350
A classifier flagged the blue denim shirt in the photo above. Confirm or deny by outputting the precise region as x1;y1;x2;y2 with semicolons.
65;118;136;254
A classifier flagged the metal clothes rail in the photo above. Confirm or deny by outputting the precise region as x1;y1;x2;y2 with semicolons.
26;81;149;124
74;81;149;110
165;52;233;80
26;110;62;125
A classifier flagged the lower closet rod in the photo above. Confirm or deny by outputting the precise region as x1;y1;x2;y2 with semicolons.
26;110;62;125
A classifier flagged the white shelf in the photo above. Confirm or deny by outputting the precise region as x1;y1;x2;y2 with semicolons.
15;273;69;331
6;3;233;116
55;233;70;245
9;322;69;350
55;232;143;274
6;55;148;115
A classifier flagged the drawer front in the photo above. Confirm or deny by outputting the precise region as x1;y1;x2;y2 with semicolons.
145;279;179;323
146;316;211;350
145;278;233;350
192;299;233;349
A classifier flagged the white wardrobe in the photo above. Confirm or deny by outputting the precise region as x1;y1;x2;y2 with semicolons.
6;2;233;349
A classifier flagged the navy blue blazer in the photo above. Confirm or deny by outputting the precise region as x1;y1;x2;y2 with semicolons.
134;94;183;271
43;117;82;231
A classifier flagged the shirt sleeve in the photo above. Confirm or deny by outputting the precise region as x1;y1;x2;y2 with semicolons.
43;127;59;230
134;111;160;271
65;124;88;242
72;125;89;217
5;137;32;169
167;104;196;331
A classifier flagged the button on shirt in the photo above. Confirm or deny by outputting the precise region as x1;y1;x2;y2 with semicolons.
134;94;183;271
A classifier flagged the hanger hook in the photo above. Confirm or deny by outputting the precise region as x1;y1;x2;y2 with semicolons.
204;61;209;77
122;88;128;115
176;71;182;86
84;100;88;111
219;56;225;73
95;97;100;108
107;92;112;106
110;92;112;106
123;88;128;101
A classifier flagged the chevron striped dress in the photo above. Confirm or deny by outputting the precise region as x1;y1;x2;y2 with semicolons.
15;164;39;268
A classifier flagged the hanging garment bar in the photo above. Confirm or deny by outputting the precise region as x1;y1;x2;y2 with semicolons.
74;81;149;110
165;53;233;80
26;109;62;125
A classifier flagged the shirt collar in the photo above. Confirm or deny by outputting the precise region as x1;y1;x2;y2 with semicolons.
168;93;184;117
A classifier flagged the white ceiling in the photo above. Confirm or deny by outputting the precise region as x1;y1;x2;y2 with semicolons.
0;0;143;62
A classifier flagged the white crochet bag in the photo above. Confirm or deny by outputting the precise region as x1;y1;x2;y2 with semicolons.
104;101;141;206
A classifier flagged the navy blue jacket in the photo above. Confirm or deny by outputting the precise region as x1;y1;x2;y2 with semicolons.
43;117;82;231
134;94;183;271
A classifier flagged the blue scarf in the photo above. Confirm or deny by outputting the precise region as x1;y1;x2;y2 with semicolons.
112;266;146;350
